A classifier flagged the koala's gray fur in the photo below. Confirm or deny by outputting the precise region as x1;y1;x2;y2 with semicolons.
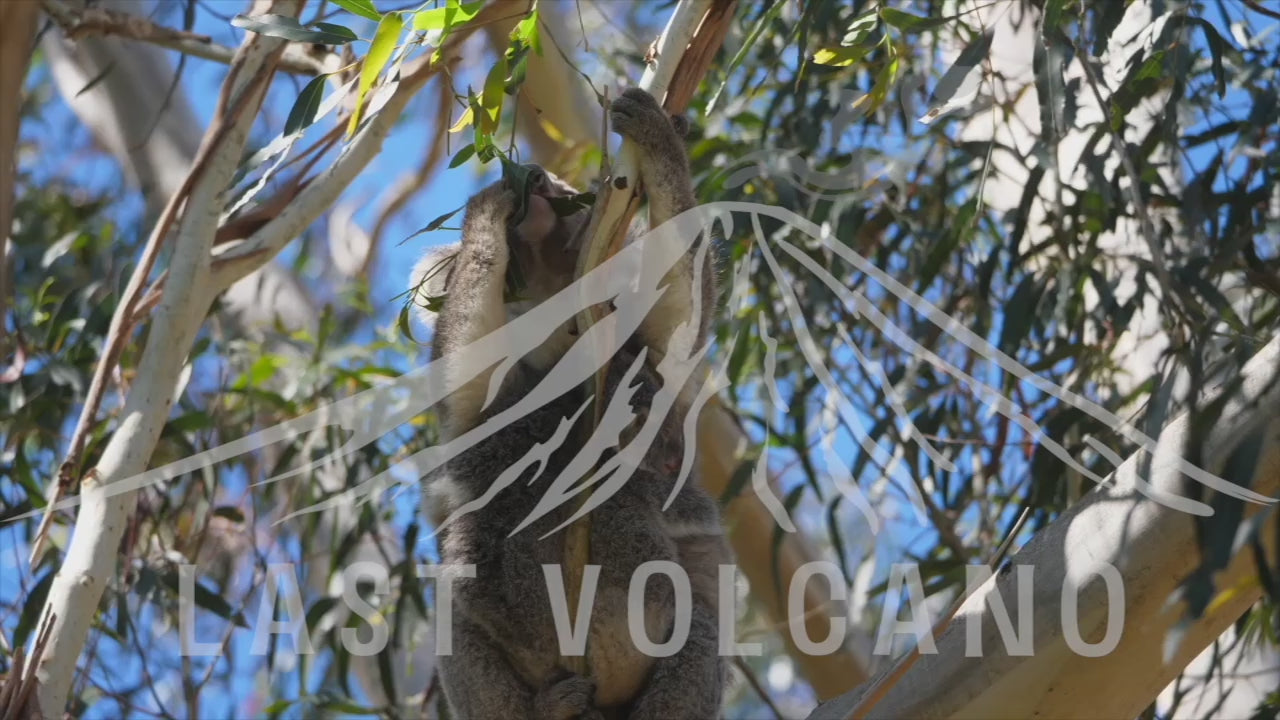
411;88;729;719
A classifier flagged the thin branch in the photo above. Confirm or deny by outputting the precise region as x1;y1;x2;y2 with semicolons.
1241;0;1280;21
1073;39;1188;325
733;657;786;720
208;2;515;289
40;0;329;75
26;34;280;566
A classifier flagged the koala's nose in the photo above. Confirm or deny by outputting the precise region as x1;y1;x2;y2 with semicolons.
526;165;550;194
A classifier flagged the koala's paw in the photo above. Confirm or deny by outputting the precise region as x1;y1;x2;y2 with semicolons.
610;87;682;148
534;672;597;720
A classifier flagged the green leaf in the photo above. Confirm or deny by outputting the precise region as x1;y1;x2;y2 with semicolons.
312;22;358;42
511;9;541;54
479;55;509;135
14;570;54;649
708;0;787;111
330;0;382;21
998;274;1042;354
842;10;879;46
475;144;496;163
263;699;296;717
168;410;214;434
305;596;340;632
397;303;419;343
41;231;80;268
231;14;358;45
285;74;328;135
414;0;484;31
448;142;476;168
1188;17;1229;98
160;570;250;628
348;12;405;137
415;207;462;236
1042;0;1066;30
855;55;900;113
503;160;545;224
546;192;595;217
318;698;382;716
916;201;974;289
505;47;531;94
813;46;869;67
879;7;949;33
213;506;247;523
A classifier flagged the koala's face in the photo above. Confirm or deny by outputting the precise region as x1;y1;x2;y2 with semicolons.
507;167;589;301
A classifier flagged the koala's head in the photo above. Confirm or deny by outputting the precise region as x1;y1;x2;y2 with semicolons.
408;165;593;341
505;165;590;304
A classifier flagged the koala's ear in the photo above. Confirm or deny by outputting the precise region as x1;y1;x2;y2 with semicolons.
407;242;461;329
669;114;689;138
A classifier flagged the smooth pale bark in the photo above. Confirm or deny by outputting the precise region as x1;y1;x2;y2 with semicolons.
808;339;1280;718
34;0;444;711
935;0;1279;714
34;3;298;710
699;400;869;697
41;21;439;715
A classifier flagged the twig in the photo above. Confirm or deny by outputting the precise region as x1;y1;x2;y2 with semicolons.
40;0;328;75
1241;0;1280;21
0;612;54;720
733;657;786;720
34;7;294;710
207;2;513;290
844;508;1032;720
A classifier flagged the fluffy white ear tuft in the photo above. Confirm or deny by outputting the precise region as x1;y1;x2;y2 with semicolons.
407;242;461;330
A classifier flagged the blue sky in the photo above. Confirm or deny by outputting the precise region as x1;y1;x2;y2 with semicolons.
4;0;1276;716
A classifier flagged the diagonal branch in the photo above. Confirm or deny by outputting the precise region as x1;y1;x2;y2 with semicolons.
208;2;512;291
810;335;1280;720
33;2;300;712
40;0;330;75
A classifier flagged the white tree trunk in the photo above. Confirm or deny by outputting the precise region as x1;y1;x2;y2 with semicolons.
34;0;444;711
35;2;298;709
818;1;1279;715
809;334;1280;719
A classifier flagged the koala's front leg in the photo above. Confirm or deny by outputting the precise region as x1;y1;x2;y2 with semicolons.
609;88;716;365
609;87;696;229
431;183;516;438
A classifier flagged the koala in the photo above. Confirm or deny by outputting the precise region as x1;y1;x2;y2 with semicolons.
410;88;729;719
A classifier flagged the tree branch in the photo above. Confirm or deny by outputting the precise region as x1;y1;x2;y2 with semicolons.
810;335;1280;719
41;0;329;75
208;2;512;290
33;2;299;712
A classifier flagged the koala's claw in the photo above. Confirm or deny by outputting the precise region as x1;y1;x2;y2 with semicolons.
619;86;663;108
610;87;681;147
534;673;597;720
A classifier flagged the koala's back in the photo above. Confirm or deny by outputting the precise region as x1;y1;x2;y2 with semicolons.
435;343;719;706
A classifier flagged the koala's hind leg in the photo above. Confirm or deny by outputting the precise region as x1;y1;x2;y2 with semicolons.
440;616;601;720
625;603;725;720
